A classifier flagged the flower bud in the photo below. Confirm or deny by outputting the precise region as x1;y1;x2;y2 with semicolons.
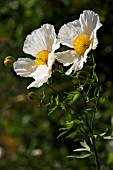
86;100;95;108
27;92;37;101
76;70;90;82
4;56;15;68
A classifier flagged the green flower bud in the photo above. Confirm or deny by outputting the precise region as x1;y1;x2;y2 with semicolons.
86;101;95;108
4;56;15;68
77;70;90;82
27;92;37;101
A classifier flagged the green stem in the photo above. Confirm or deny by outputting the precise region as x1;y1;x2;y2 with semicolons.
80;88;100;170
91;137;100;170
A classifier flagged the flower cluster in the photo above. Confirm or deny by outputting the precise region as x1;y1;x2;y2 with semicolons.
13;10;102;89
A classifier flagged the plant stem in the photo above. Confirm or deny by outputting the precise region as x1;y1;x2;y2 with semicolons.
80;85;100;170
91;137;100;170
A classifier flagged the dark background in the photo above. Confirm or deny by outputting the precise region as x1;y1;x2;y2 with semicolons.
0;0;113;169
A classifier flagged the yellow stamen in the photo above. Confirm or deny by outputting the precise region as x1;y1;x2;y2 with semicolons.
73;34;91;55
35;50;49;67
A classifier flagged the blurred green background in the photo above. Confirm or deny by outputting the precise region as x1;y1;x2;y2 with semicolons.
0;0;113;169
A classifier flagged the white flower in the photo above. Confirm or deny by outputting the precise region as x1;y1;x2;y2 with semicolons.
13;24;60;89
56;10;102;75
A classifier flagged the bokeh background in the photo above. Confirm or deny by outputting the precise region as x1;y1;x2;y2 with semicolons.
0;0;113;169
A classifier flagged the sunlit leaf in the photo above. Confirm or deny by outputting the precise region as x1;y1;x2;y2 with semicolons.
80;141;90;151
55;95;59;106
99;129;108;136
93;72;98;82
57;129;69;138
48;106;57;115
67;153;92;159
66;91;80;104
103;136;113;140
73;148;90;152
60;102;66;111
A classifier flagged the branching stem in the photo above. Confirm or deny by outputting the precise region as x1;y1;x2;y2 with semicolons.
91;137;100;170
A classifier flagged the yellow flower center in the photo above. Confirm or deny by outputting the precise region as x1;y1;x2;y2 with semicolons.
35;50;49;67
73;34;91;54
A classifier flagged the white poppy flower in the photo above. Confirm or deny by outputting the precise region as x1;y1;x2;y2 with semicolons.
56;10;102;75
13;24;60;89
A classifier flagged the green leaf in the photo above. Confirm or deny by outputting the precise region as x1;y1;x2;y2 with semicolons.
67;153;92;159
60;102;66;111
66;131;80;139
82;108;94;114
66;91;80;104
57;129;69;138
48;106;57;115
59;127;69;130
80;140;90;152
46;95;54;106
50;95;54;104
99;129;108;136
65;119;81;129
103;136;113;140
55;95;59;106
93;72;98;82
73;148;90;152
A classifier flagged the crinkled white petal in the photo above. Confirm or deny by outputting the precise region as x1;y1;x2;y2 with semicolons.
48;52;56;68
58;20;82;48
79;10;102;50
27;76;50;89
52;38;60;52
56;50;80;66
90;29;99;50
56;49;84;75
13;58;36;77
23;24;59;57
27;65;51;89
73;59;84;72
80;10;102;37
83;42;92;62
66;58;84;75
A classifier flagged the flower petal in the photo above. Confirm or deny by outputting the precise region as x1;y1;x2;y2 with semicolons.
83;43;92;62
27;65;51;89
23;24;58;57
52;38;60;52
90;29;99;50
13;58;36;77
66;58;84;75
58;20;82;48
27;76;49;89
79;10;102;37
48;52;56;68
56;50;80;66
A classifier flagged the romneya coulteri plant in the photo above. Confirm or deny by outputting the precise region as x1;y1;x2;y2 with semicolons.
4;10;113;170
